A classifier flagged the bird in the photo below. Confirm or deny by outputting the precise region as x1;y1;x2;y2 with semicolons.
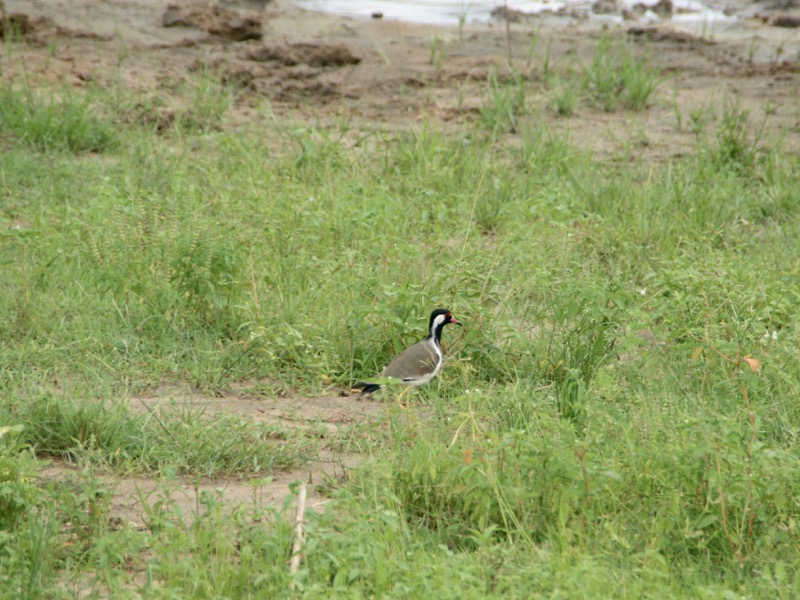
353;308;462;406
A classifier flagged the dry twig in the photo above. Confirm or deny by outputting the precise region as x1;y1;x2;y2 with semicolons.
289;483;308;590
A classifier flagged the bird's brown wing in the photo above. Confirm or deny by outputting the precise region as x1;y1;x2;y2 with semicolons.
381;341;439;382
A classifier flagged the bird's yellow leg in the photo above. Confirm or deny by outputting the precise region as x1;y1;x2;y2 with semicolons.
402;388;417;428
395;387;410;408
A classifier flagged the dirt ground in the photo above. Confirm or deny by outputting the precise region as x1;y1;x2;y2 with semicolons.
4;0;799;522
37;388;383;529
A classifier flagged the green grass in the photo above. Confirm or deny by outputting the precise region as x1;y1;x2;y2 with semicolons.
580;33;663;112
548;74;577;117
0;387;315;476
1;41;800;598
0;83;117;152
480;68;527;133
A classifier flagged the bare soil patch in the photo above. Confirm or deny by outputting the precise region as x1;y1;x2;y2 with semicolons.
38;388;385;527
247;42;361;67
4;0;798;155
131;387;385;435
162;4;263;41
38;449;348;530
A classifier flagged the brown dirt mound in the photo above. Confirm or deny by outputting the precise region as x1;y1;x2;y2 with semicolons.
248;43;361;67
0;12;49;37
162;3;262;41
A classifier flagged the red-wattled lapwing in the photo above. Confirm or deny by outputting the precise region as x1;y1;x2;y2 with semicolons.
353;308;462;406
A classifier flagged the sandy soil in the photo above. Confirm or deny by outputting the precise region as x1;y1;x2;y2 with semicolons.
4;0;800;155
3;0;799;522
37;388;383;528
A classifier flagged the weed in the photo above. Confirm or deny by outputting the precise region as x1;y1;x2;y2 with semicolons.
581;35;624;111
703;97;769;174
622;47;663;110
539;298;619;422
773;36;789;64
458;10;466;42
672;88;683;131
0;84;117;153
525;26;539;70
581;34;662;111
688;98;714;136
543;31;553;79
549;75;577;117
474;175;512;233
429;33;447;74
175;67;234;133
0;425;37;529
747;35;758;65
479;68;526;133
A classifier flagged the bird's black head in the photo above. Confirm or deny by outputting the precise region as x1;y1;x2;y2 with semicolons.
428;308;462;340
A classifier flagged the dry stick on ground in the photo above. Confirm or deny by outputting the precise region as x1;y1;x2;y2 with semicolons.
136;397;175;441
737;357;757;556
289;483;308;590
713;449;737;555
574;447;589;547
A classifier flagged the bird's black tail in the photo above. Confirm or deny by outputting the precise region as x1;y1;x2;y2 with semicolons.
352;382;381;398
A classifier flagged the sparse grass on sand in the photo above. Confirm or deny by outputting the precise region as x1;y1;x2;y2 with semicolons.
1;35;800;598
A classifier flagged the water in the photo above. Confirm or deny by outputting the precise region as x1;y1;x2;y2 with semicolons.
296;0;734;26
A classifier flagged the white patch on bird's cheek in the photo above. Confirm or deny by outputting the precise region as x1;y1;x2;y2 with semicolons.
433;315;446;329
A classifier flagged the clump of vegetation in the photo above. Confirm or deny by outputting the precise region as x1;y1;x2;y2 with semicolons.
480;68;527;133
581;33;663;111
0;84;117;152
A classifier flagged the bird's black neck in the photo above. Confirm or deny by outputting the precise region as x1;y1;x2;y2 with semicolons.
427;321;444;346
